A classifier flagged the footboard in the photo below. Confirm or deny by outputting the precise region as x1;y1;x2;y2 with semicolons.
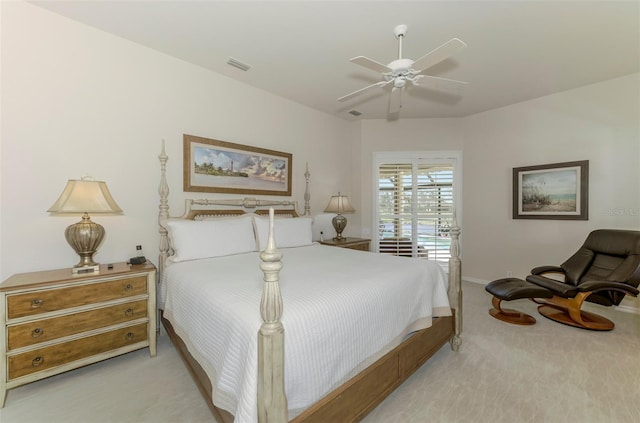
291;314;454;423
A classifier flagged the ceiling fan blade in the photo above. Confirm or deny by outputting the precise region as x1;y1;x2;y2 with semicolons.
412;75;468;92
388;87;402;114
412;38;467;73
350;56;392;73
338;80;390;102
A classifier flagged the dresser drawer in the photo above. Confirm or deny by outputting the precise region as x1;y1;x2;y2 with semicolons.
348;242;370;251
7;300;148;351
6;276;148;319
8;323;148;380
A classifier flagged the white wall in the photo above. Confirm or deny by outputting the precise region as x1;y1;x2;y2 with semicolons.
0;2;353;278
462;73;639;282
462;73;640;309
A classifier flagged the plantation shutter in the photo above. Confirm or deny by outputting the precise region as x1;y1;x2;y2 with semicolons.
377;160;455;264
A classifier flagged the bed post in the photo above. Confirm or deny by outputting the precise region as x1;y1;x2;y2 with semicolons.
158;140;170;278
303;163;311;216
257;209;288;423
448;212;462;351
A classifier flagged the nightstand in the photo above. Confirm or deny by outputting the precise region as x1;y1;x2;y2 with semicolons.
0;262;157;407
319;237;371;251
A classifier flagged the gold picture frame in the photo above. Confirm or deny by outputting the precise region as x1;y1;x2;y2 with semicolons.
183;134;292;196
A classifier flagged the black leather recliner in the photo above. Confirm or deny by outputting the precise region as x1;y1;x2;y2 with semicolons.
526;229;640;330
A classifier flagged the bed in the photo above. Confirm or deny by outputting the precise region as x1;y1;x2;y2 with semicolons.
157;143;462;423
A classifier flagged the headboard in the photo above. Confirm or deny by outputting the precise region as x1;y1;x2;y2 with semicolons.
178;198;299;220
157;141;309;276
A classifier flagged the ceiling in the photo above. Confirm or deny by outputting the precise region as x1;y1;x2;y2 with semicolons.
30;1;640;120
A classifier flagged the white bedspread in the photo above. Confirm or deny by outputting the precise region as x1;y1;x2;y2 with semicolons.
162;244;451;423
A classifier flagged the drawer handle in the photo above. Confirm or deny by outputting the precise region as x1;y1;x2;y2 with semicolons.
125;332;134;341
124;283;133;292
124;308;134;317
32;328;44;338
32;356;44;367
31;299;44;308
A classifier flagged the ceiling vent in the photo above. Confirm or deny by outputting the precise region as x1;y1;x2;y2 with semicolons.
348;110;362;116
226;57;252;72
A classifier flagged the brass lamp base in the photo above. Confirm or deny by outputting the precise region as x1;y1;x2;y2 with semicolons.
65;212;104;274
332;213;348;241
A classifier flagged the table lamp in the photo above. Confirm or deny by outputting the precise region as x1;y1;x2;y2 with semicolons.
48;177;122;273
323;193;355;241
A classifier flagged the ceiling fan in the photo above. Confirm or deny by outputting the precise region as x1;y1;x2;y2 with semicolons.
338;24;467;114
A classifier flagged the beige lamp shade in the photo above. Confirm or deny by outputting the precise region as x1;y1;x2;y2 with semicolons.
323;193;355;214
48;179;122;214
324;193;354;241
48;178;122;274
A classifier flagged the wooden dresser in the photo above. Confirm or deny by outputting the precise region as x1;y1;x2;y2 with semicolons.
319;237;371;251
0;262;156;407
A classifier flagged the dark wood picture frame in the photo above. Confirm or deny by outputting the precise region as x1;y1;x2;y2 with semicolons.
183;134;292;196
513;160;589;220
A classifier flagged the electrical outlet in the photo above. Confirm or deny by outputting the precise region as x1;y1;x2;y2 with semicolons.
506;271;513;277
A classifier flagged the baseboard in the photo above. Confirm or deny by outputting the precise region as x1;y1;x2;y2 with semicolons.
616;304;640;315
462;276;490;285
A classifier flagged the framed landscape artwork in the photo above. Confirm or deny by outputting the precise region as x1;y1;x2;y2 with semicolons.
513;160;589;220
183;134;292;196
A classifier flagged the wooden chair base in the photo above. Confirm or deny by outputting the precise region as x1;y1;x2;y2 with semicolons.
537;304;614;331
488;297;536;325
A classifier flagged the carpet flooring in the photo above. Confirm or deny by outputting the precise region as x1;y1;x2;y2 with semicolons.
1;281;638;423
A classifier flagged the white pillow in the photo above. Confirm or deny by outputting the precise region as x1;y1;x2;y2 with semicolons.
254;216;313;250
164;215;256;262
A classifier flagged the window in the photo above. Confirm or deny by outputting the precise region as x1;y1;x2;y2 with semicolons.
374;152;461;265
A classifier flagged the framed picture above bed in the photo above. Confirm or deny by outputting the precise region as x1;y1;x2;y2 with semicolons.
513;160;589;220
183;134;292;196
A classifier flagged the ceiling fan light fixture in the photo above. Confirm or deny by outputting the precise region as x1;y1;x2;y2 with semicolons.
393;77;406;88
